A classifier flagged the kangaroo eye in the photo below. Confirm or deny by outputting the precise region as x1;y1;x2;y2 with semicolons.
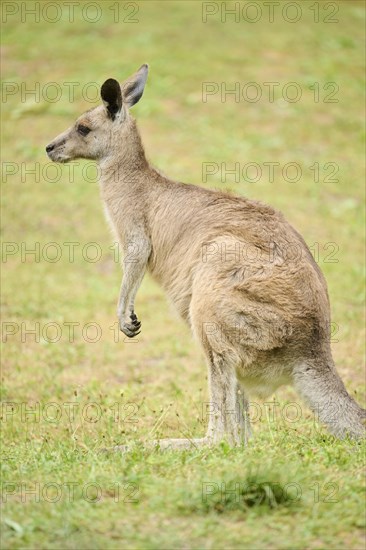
77;125;91;136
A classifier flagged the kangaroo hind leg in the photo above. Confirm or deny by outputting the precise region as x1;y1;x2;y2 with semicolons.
293;360;365;439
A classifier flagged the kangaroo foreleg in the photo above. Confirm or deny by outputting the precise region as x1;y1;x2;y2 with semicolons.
117;236;151;338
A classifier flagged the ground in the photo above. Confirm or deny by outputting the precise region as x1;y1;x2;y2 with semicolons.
1;1;365;549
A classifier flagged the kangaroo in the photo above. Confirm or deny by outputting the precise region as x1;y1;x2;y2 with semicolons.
46;64;365;449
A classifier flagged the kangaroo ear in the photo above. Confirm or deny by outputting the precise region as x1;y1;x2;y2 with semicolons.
101;78;122;120
121;64;149;108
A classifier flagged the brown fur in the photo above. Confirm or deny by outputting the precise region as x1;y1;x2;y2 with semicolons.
46;65;365;449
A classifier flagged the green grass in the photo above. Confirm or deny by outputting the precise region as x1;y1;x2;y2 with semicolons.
1;1;365;548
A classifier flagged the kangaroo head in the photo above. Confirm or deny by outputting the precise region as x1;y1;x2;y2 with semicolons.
46;64;148;163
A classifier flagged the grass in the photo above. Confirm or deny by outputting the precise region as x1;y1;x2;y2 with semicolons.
1;1;365;548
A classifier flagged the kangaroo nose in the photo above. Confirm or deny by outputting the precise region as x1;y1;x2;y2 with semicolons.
46;143;55;153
